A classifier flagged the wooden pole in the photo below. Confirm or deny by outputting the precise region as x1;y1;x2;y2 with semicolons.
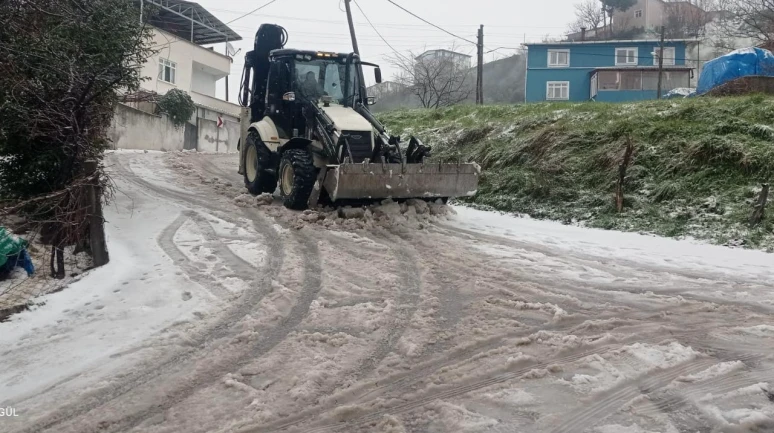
750;183;770;226
85;160;109;267
225;40;230;102
478;25;484;105
657;26;665;99
344;0;360;55
616;138;635;213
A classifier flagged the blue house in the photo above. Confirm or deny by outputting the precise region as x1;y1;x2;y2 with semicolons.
525;39;694;103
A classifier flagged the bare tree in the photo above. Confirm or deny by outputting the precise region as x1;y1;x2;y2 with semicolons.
662;0;713;38
716;0;774;46
389;48;474;109
568;0;606;33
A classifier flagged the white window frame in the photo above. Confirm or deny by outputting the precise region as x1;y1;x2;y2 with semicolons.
547;49;570;68
634;9;643;18
158;58;177;85
653;47;676;66
546;81;570;100
615;48;638;66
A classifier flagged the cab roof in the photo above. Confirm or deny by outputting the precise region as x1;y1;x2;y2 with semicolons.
270;49;358;59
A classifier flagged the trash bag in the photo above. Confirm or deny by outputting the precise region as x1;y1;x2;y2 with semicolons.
0;228;34;277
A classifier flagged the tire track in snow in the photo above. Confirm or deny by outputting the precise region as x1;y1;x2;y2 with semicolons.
83;157;324;433
295;337;689;433
12;155;288;433
156;212;232;299
546;359;719;433
438;225;774;316
247;330;674;433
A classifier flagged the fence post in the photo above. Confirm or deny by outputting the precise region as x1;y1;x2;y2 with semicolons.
84;160;109;267
616;138;635;213
750;183;769;227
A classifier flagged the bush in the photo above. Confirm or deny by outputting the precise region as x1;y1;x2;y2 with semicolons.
157;89;196;128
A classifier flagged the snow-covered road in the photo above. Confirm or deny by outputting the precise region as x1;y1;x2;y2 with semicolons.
2;151;774;433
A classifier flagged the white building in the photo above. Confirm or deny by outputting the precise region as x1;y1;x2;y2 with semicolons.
367;81;407;98
112;1;243;153
415;49;473;68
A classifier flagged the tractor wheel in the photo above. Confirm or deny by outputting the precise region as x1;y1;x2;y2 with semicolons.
279;148;317;210
243;131;277;195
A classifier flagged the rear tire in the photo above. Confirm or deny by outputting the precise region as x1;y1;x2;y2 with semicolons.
279;148;317;210
243;132;277;195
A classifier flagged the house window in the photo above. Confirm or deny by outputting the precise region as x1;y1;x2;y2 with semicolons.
635;9;643;18
615;48;638;66
546;81;570;100
158;58;176;84
598;71;644;91
598;71;620;90
653;47;676;66
548;49;570;67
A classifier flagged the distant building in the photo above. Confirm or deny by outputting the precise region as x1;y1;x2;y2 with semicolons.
567;0;709;42
524;39;693;103
415;49;472;68
367;81;407;99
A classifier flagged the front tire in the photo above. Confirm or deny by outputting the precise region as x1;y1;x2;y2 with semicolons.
243;132;277;195
279;148;317;210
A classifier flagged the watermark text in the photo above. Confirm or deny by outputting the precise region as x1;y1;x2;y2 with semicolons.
0;407;19;417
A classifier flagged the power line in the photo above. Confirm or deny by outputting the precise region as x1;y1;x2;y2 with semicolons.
352;0;410;61
384;0;477;45
226;0;280;25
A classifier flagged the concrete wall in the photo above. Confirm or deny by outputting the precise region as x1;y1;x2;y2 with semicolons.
110;104;237;153
197;118;240;153
110;104;193;151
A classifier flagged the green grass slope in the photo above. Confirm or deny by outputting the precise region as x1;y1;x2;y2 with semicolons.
378;95;774;250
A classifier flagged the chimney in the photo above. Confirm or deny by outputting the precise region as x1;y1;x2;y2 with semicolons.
581;27;587;41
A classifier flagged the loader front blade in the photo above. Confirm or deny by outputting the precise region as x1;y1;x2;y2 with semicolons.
323;162;481;202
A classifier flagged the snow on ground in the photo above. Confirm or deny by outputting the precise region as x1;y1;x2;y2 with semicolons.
448;206;774;283
0;176;217;405
2;151;774;433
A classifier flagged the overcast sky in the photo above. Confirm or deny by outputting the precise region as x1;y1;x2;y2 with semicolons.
195;0;578;101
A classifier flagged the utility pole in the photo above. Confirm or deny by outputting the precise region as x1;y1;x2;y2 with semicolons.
477;25;484;105
225;42;230;102
657;25;665;99
344;0;360;55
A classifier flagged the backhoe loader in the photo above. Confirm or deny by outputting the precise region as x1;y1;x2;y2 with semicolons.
237;24;480;210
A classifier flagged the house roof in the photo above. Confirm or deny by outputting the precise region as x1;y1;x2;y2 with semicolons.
415;49;472;60
525;39;694;46
138;0;242;45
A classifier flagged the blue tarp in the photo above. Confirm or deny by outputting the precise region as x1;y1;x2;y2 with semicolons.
697;47;774;95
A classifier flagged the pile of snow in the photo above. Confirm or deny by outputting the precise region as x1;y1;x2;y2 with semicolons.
290;199;456;231
234;193;273;208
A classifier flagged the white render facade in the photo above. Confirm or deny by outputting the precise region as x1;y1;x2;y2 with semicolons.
141;28;240;118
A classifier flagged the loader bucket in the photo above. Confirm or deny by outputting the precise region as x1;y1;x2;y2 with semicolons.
322;162;481;202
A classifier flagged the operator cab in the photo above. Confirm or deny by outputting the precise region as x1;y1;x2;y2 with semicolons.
263;49;381;140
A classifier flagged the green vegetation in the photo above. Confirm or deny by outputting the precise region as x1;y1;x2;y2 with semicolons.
378;96;774;250
157;89;196;128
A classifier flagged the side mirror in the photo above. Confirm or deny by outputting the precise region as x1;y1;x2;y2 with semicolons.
367;96;377;105
375;67;382;84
